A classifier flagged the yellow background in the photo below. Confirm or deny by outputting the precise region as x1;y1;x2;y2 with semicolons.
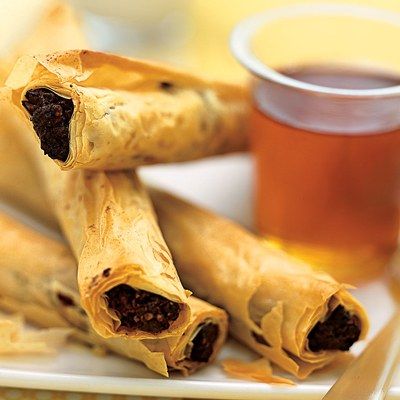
190;0;400;81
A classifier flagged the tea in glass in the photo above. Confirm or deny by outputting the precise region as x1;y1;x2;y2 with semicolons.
231;4;400;282
252;66;400;282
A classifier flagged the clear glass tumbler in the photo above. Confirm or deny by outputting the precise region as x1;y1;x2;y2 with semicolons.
231;4;400;283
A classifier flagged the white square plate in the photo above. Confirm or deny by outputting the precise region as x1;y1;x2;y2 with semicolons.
0;154;398;399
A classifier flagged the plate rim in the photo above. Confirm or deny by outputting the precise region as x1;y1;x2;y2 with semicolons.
0;368;327;399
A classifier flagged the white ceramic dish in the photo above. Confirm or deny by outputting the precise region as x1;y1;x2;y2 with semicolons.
0;154;398;399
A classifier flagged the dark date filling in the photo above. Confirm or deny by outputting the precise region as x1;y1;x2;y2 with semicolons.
308;305;361;352
105;284;181;334
189;323;219;362
22;88;73;162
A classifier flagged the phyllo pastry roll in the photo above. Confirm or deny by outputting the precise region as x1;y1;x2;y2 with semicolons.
144;296;227;373
37;161;191;339
0;212;228;376
150;189;369;378
6;49;249;171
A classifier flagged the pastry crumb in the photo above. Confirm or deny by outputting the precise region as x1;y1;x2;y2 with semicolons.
222;357;295;385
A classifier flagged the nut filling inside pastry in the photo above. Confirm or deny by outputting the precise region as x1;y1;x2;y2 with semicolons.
307;305;361;352
189;322;220;363
22;88;73;162
105;284;181;333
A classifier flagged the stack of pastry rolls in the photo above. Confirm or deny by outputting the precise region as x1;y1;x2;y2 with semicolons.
0;1;369;380
0;0;229;376
6;49;251;342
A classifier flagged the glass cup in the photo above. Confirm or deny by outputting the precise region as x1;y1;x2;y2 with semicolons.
231;4;400;283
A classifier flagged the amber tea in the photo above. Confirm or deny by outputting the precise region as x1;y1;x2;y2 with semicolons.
252;66;400;282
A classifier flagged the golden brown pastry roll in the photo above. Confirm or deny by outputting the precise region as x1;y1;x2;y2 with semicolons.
150;189;369;379
36;162;191;340
144;296;227;373
6;49;249;171
0;0;86;226
0;211;228;376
